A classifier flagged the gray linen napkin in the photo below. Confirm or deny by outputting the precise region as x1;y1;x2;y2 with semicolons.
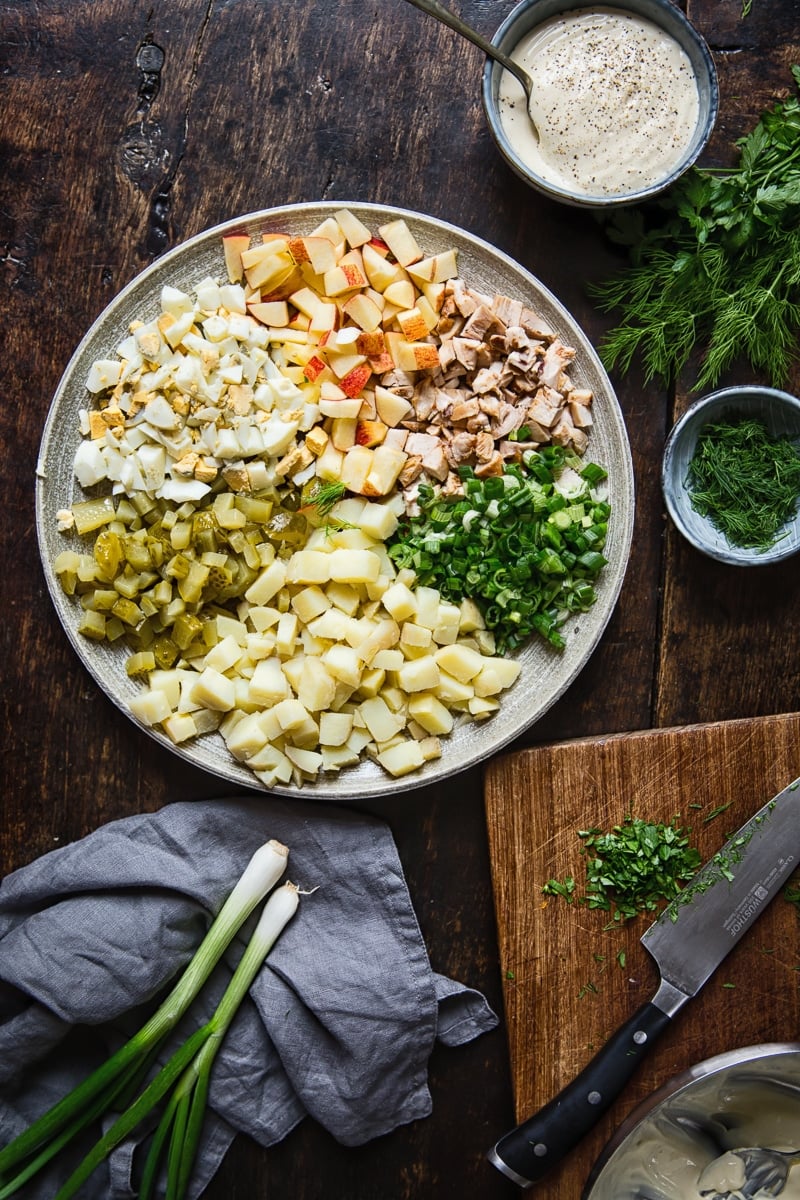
0;796;498;1198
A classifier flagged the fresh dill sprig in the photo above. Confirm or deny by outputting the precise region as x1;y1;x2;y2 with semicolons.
590;65;800;390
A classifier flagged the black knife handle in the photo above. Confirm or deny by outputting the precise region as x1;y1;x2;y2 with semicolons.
488;1001;672;1188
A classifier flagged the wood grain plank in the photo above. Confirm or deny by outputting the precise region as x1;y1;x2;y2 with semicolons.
485;713;800;1197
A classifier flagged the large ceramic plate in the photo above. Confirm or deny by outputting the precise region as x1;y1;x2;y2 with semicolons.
36;202;634;800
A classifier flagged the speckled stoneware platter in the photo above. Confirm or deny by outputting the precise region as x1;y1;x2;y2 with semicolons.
35;202;635;800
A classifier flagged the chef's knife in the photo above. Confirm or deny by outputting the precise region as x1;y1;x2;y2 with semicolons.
487;777;800;1188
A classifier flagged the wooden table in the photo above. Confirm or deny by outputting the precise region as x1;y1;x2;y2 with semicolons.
2;2;800;1197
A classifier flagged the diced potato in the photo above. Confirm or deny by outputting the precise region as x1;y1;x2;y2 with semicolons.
359;696;405;743
328;547;381;584
396;656;440;693
297;657;337;712
129;689;173;727
376;739;425;777
244;560;287;605
407;693;454;736
272;697;312;732
285;745;324;776
189;667;236;712
319;710;354;747
291;585;331;624
433;642;486;682
249;657;291;704
286;551;332;585
381;580;417;622
322;643;363;688
203;634;243;674
162;712;198;744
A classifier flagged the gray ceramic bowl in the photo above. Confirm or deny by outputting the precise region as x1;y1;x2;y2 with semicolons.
482;0;718;208
662;385;800;566
584;1043;800;1199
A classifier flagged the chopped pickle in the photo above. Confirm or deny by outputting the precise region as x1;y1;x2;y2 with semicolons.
126;650;156;677
93;529;123;579
72;496;116;536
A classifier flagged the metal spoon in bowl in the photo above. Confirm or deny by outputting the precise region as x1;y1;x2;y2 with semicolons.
402;0;539;138
698;1146;800;1199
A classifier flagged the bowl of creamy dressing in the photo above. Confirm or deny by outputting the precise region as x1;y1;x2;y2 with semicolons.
482;0;718;206
583;1043;800;1200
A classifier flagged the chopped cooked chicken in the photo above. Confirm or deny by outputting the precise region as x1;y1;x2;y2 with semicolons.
374;280;594;508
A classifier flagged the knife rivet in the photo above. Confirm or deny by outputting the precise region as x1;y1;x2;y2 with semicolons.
633;1030;647;1044
587;1091;602;1105
533;1143;548;1157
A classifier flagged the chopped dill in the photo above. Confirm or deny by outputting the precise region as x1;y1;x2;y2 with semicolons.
686;417;800;550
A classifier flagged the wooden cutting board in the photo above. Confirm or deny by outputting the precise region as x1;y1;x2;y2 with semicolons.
484;713;800;1198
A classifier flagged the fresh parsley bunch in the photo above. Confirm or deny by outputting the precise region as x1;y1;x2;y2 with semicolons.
590;65;800;390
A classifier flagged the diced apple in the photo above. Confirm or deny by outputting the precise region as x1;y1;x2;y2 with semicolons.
407;249;459;284
292;236;338;274
362;242;408;292
319;395;363;419
355;329;386;357
248;299;290;326
334;208;372;248
355;418;387;448
342;291;383;332
222;234;250;283
378;219;423;266
396;307;429;342
382;279;417;310
323;261;367;296
339;363;372;398
388;335;440;373
375;385;413;427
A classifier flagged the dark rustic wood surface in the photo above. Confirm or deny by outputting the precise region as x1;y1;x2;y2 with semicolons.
2;1;800;1198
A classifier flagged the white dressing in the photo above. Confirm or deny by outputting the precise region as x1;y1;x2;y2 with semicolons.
498;6;701;198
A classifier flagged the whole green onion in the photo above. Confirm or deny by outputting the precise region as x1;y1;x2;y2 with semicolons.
0;838;291;1198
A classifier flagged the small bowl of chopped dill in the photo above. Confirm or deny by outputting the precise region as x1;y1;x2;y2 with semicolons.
662;385;800;566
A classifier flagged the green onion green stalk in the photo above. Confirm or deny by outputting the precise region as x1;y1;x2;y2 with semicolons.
0;838;293;1199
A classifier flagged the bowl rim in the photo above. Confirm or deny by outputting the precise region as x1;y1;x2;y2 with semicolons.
661;384;800;566
583;1040;800;1197
481;0;719;209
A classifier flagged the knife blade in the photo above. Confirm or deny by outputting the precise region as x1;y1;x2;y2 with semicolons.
487;777;800;1189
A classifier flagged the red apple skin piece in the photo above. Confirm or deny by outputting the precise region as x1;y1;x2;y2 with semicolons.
340;364;372;398
303;356;327;382
355;419;388;448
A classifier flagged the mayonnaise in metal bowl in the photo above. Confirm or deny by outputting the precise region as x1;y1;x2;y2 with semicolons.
482;0;718;208
583;1044;800;1200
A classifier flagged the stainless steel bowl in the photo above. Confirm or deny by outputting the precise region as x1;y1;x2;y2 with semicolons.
584;1043;800;1199
481;0;718;208
662;385;800;566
